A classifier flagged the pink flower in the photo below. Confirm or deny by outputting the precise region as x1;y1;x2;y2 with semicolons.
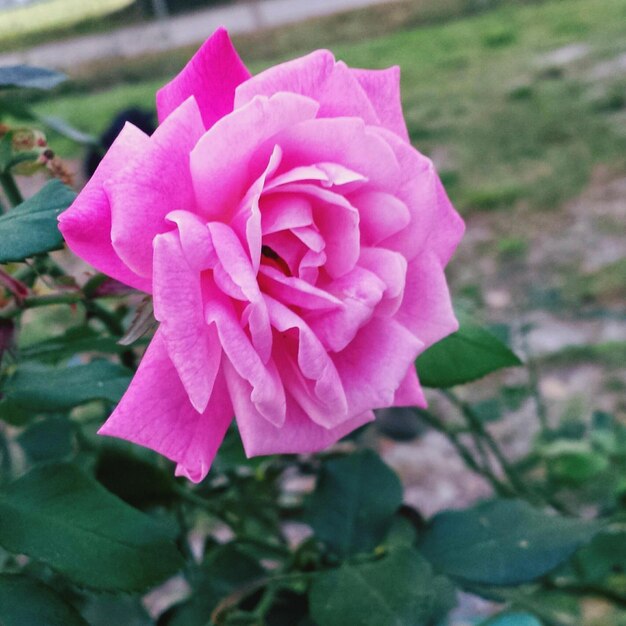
58;29;464;482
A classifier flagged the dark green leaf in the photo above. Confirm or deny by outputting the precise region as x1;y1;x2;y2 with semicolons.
571;529;626;584
419;499;600;586
306;450;403;557
164;543;265;626
0;360;131;412
17;416;73;462
0;574;87;626
20;326;140;363
0;65;66;90
416;325;522;388
542;440;609;484
0;179;76;263
95;446;176;509
81;595;153;626
0;463;184;591
309;547;456;626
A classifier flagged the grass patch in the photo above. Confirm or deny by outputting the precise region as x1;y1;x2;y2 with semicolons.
539;341;626;369
0;0;136;51
14;0;626;215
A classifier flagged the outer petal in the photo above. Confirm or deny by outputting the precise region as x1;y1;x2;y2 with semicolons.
352;66;410;141
98;330;233;483
191;93;319;220
235;51;379;126
373;127;465;263
395;251;459;347
107;97;205;278
156;27;251;128
234;49;335;109
392;366;427;408
225;359;373;457
153;230;221;413
333;317;423;416
58;123;151;292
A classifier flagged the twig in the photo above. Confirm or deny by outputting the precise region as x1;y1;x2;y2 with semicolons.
413;408;513;496
0;172;23;207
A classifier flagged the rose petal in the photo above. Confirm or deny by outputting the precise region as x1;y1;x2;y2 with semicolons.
98;330;233;483
259;265;342;311
307;266;386;352
58;123;151;292
204;279;286;426
395;251;459;347
276;183;360;279
153;230;221;413
225;359;373;457
191;92;319;220
333;317;423;415
274;117;401;191
358;247;407;317
373;127;465;263
107;97;205;278
234;49;335;108
265;296;348;427
157;27;251;128
392;365;427;408
208;222;272;362
352;66;410;141
350;190;410;246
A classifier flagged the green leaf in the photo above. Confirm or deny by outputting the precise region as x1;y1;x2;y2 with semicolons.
571;528;626;585
309;547;456;626
95;446;176;509
81;595;153;626
20;326;141;363
164;543;265;626
0;180;76;263
306;450;403;557
415;325;522;388
0;65;66;90
17;416;73;462
0;463;184;591
0;574;87;626
419;499;600;586
542;440;609;484
0;360;131;412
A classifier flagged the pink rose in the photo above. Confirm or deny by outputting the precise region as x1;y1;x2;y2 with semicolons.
58;29;464;482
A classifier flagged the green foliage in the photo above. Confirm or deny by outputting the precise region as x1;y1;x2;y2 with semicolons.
0;360;131;413
310;547;455;626
306;450;403;557
0;574;87;626
0;180;75;262
0;463;184;591
165;544;266;626
419;499;600;585
416;324;522;388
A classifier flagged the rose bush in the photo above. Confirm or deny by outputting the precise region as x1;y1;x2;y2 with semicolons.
58;28;464;482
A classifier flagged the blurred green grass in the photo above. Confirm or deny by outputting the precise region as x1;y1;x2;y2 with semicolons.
24;0;626;214
0;0;135;49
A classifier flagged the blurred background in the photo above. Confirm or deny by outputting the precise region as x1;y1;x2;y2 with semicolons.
1;0;624;623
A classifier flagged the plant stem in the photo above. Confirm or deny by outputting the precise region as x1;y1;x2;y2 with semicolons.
520;324;550;432
443;390;530;498
0;172;23;207
413;408;513;496
0;292;82;317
